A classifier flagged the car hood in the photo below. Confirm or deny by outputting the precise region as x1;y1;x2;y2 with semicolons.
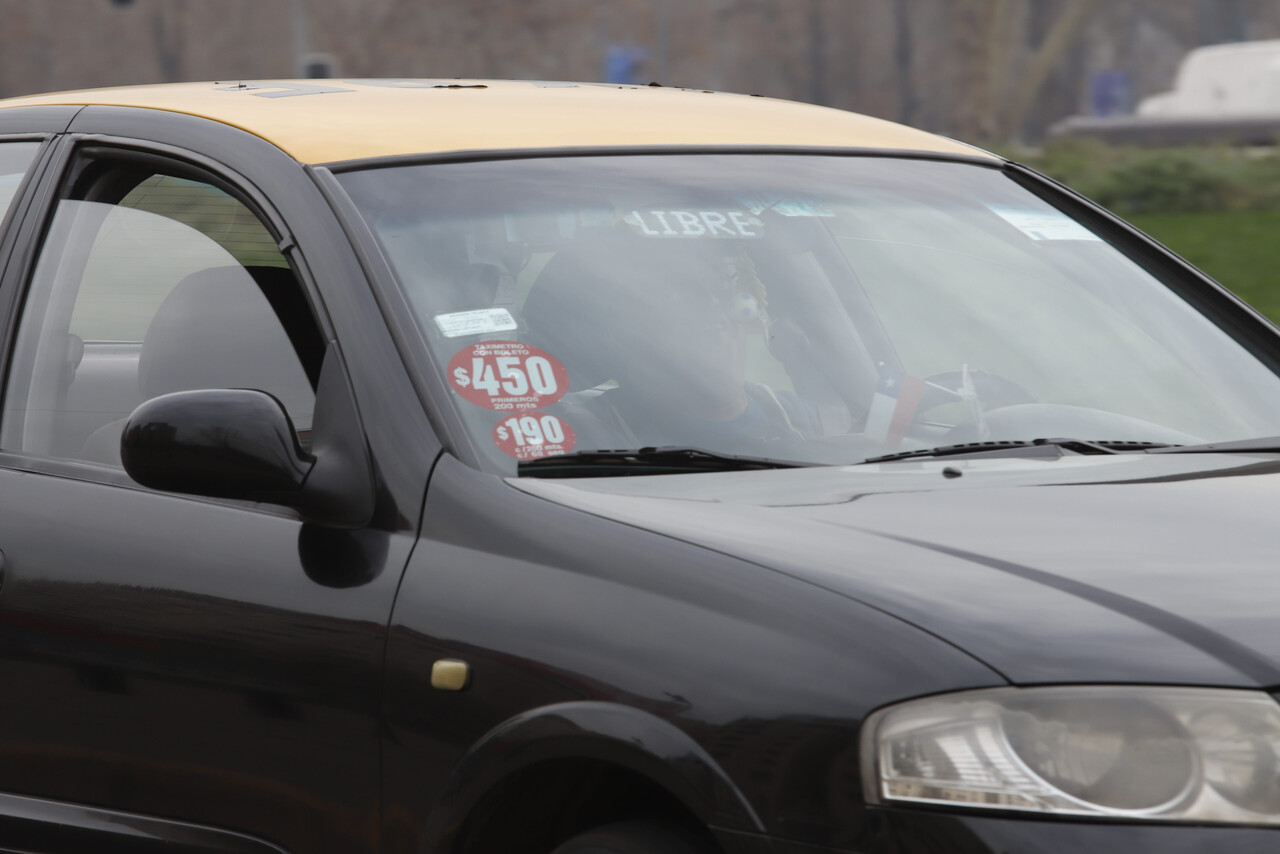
510;452;1280;688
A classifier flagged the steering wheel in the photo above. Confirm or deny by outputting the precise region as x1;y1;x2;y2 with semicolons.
913;368;1037;439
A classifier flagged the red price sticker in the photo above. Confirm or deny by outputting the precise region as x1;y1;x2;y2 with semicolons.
494;412;577;461
447;341;569;411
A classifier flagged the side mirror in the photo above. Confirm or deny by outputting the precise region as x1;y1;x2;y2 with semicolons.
121;346;376;528
121;389;314;500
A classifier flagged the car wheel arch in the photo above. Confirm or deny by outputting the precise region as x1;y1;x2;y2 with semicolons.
422;701;764;854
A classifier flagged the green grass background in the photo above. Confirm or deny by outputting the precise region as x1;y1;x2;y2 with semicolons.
1129;211;1280;324
1015;141;1280;326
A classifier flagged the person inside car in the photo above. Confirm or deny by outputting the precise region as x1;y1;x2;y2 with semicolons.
525;231;820;454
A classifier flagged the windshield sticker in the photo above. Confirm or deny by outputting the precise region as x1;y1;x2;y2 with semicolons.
736;195;834;217
986;205;1101;241
434;308;518;338
494;412;577;461
503;208;612;243
448;341;569;411
624;209;763;239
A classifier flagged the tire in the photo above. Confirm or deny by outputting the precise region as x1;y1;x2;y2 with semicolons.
549;820;714;854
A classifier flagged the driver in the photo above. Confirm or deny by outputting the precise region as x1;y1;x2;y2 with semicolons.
532;233;819;453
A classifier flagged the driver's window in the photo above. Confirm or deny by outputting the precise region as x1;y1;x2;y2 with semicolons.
0;166;317;467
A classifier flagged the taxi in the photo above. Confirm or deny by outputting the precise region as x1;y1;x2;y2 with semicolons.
1;79;1280;854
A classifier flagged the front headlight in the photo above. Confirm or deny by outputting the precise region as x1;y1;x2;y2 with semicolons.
861;686;1280;824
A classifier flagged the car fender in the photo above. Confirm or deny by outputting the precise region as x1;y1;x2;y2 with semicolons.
423;700;765;849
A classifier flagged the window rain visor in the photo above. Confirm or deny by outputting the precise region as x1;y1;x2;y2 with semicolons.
0;142;39;224
337;154;1280;473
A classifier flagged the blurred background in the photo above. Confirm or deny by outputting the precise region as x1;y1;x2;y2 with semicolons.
4;0;1280;318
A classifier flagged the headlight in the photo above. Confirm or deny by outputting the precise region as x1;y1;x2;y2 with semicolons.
861;686;1280;824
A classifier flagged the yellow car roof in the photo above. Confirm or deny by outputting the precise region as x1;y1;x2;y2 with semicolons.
0;79;996;166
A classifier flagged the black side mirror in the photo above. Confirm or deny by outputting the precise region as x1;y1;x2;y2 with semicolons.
122;389;314;500
120;345;376;529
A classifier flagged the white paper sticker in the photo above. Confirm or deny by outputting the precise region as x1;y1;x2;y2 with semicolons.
986;205;1101;241
434;308;518;338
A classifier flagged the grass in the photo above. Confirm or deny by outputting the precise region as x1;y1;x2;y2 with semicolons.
1011;141;1280;325
1128;210;1280;324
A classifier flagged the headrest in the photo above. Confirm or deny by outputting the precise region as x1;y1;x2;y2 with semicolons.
138;265;314;420
520;237;745;392
520;244;623;392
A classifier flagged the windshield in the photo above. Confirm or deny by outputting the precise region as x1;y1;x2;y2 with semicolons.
337;154;1280;473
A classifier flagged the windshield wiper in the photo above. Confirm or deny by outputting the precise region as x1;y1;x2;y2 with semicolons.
1148;436;1280;455
517;446;816;478
862;437;1175;465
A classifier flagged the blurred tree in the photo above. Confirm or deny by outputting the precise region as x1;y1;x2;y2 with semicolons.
892;2;918;126
151;3;183;82
8;0;1280;143
1005;0;1102;140
949;0;1102;143
952;0;998;141
1197;0;1247;44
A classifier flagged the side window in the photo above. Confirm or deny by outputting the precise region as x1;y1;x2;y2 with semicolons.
0;164;319;467
0;142;39;224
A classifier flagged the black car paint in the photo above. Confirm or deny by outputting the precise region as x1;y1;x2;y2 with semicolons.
511;453;1280;687
0;106;432;852
384;454;1003;852
0;103;1274;853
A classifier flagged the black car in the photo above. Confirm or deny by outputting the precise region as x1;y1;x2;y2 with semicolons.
0;79;1279;854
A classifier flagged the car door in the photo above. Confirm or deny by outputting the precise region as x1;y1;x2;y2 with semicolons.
0;140;412;853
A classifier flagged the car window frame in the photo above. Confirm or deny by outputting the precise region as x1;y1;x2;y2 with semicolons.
0;136;331;500
0;132;68;307
319;147;1213;474
321;148;1006;475
320;148;1012;474
0;139;44;235
325;145;1280;475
